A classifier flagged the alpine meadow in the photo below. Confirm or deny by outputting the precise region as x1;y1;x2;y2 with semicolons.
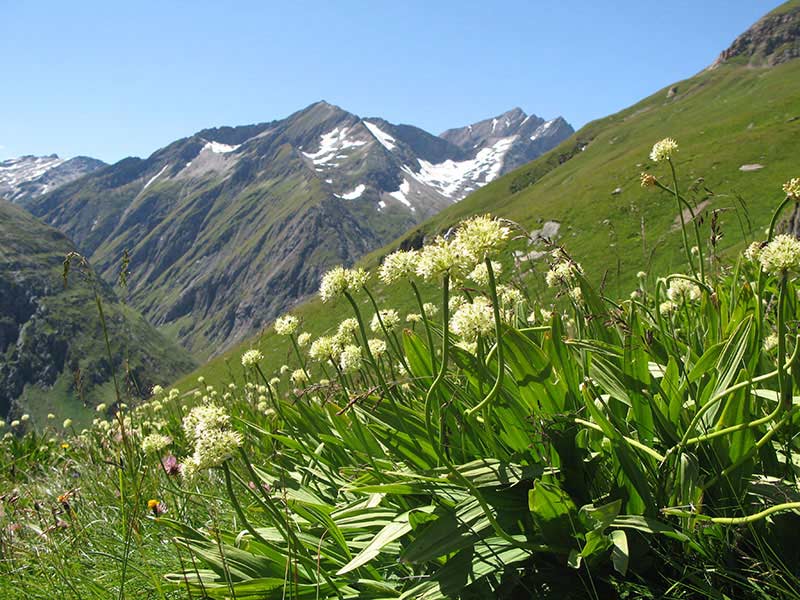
2;2;800;599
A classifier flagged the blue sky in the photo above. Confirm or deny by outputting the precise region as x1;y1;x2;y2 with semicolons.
0;0;781;163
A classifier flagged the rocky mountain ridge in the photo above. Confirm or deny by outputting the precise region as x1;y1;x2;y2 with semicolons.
24;102;572;356
711;0;800;68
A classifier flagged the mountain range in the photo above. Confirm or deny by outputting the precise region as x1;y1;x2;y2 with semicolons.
183;0;800;390
21;104;571;357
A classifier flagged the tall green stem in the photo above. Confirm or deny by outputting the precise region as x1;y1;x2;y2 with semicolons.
465;258;504;417
411;280;438;373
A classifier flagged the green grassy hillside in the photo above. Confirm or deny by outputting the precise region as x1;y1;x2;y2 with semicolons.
0;201;196;426
176;24;800;392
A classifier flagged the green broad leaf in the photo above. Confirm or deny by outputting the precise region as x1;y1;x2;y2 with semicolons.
579;499;622;533
403;329;434;380
611;515;689;542
337;506;436;575
581;387;657;513
528;480;578;548
610;530;629;575
708;317;752;403
399;497;491;563
688;341;725;383
503;328;567;415
399;537;532;600
449;458;534;488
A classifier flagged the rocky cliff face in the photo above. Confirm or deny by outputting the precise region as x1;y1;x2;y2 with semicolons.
711;1;800;68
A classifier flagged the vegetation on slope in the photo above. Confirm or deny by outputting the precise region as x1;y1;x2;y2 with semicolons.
0;200;196;426
3;158;800;597
184;36;800;391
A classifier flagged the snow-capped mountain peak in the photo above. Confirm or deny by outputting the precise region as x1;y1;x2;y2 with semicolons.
0;154;106;204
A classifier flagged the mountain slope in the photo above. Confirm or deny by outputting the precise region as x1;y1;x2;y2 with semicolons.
180;0;800;390
0;154;106;203
27;103;571;357
0;200;196;425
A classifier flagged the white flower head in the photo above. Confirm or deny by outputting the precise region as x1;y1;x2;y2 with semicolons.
545;259;582;288
744;241;763;263
450;297;495;343
337;318;360;337
309;336;340;362
370;309;400;333
783;178;800;200
290;369;308;386
659;300;678;316
666;278;701;303
759;234;800;275
274;314;299;336
378;249;418;284
454;215;511;262
241;349;264;368
368;338;387;358
319;266;370;303
468;261;503;286
650;138;678;162
416;237;469;282
422;302;439;318
297;332;311;347
142;433;172;454
339;344;363;374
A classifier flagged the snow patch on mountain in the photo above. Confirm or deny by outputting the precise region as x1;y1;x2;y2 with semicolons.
335;184;366;200
204;141;240;154
389;179;414;211
412;136;517;199
363;121;397;151
529;119;558;140
302;127;367;166
143;164;169;191
0;155;64;188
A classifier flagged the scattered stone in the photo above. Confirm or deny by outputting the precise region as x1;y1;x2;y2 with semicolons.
739;163;765;171
611;187;622;195
667;85;678;98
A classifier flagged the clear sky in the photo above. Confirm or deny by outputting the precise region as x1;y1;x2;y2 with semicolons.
0;0;782;163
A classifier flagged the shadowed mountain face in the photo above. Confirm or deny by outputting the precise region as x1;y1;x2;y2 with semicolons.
0;200;195;419
26;102;571;357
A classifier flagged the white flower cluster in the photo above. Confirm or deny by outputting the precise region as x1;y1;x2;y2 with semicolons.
666;278;701;303
377;215;510;285
309;336;341;362
378;249;418;284
241;349;264;367
141;433;172;454
468;261;502;286
450;297;495;343
319;266;370;303
182;404;242;477
290;369;308;386
649;138;678;162
274;314;299;336
370;309;400;333
758;234;800;276
545;256;582;288
368;338;387;358
783;178;800;200
339;344;363;373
